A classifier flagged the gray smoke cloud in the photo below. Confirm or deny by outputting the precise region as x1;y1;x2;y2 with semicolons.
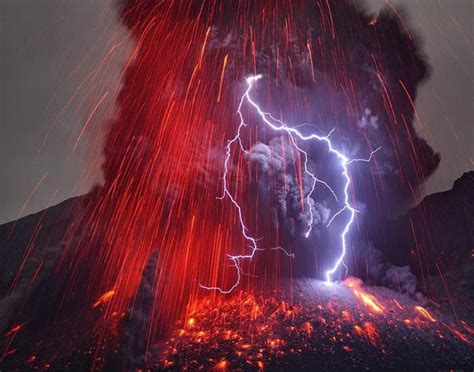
246;136;332;237
198;0;440;219
356;243;424;301
245;135;347;277
115;0;442;281
243;133;426;289
207;0;441;281
118;251;160;369
383;265;424;302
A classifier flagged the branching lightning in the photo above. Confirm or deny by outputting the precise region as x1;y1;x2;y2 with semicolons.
200;75;380;293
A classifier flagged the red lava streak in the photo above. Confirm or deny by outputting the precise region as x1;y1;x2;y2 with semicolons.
343;277;384;314
92;290;116;308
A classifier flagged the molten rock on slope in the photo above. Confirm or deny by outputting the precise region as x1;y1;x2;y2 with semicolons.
154;278;472;370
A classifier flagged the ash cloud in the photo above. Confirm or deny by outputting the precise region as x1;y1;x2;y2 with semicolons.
383;265;423;302
116;0;441;280
354;243;424;301
211;0;438;215
246;137;332;235
212;0;440;278
117;251;160;369
117;0;440;205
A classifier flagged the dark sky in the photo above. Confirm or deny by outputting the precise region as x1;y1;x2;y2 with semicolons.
0;0;472;224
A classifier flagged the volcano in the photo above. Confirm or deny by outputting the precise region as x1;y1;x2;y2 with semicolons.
1;1;473;369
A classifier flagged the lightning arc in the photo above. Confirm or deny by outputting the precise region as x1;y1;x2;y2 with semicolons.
200;75;380;293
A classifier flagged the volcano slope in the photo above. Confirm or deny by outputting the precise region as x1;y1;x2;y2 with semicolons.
2;275;472;371
150;277;472;371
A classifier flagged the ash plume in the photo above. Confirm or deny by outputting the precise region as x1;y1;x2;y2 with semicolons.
111;0;440;284
115;0;440;208
1;2;472;370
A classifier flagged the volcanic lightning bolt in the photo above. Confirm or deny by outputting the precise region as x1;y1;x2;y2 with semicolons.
200;75;380;293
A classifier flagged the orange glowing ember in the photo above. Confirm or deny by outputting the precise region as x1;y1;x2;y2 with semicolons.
215;359;228;370
343;277;384;313
415;306;436;322
354;291;384;314
363;322;380;345
92;290;115;308
302;321;313;335
4;323;26;337
26;355;37;363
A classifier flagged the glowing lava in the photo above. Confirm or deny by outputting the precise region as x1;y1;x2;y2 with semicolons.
415;306;436;322
156;283;472;370
343;277;384;314
92;290;116;308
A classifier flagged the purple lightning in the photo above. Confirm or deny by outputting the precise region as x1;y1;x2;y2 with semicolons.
200;75;380;293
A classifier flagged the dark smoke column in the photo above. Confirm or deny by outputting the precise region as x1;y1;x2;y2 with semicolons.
61;0;440;336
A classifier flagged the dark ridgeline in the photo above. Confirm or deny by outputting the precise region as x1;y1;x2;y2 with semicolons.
377;171;473;278
0;194;91;334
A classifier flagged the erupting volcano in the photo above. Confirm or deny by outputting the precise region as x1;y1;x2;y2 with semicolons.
1;0;472;370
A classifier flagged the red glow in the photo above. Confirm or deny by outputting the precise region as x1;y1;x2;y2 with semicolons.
92;290;116;308
415;306;436;322
4;323;26;337
343;278;384;314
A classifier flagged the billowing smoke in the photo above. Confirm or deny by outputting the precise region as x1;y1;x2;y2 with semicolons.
114;0;440;283
246;135;341;277
246;137;332;236
383;265;423;302
353;243;423;300
209;0;441;281
239;5;437;213
117;0;440;199
117;251;160;369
